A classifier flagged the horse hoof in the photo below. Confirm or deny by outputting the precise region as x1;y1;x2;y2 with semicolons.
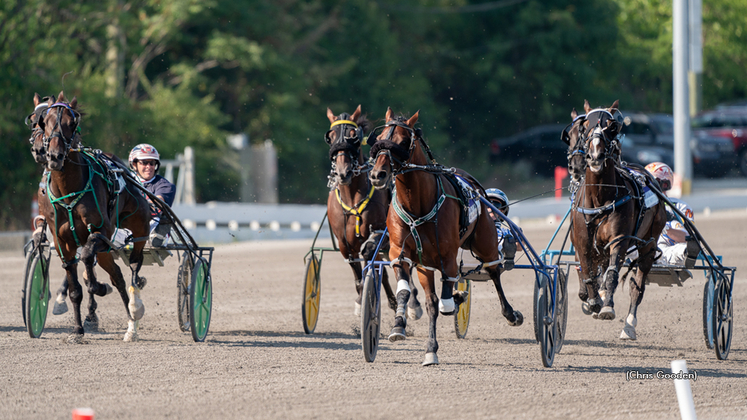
620;325;637;340
407;304;423;321
507;310;524;327
84;316;99;332
588;298;602;314
66;334;85;344
136;276;147;289
597;306;615;320
53;295;68;315
127;286;145;320
388;327;406;342
123;330;138;342
422;352;439;366
103;283;113;296
581;301;592;316
354;302;361;317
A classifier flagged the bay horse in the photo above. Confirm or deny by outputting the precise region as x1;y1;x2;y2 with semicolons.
325;106;421;319
38;91;151;342
369;108;522;365
570;100;666;340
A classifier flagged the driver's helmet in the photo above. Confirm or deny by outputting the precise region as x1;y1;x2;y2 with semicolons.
485;188;509;216
645;162;673;192
129;143;160;169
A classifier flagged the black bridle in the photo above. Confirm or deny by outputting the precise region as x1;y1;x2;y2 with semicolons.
326;117;370;185
42;102;81;161
369;118;435;175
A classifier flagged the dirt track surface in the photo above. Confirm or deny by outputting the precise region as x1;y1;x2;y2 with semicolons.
1;210;746;419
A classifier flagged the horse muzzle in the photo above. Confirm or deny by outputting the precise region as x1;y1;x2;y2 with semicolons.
369;168;390;189
46;154;65;171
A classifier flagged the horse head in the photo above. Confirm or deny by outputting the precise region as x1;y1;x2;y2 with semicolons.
326;105;367;186
27;93;52;164
368;108;420;190
581;99;622;174
561;107;587;182
41;91;81;171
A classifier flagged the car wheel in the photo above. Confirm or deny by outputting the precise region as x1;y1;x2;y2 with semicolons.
740;149;747;177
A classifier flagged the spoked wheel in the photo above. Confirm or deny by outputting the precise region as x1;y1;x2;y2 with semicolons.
301;254;321;334
21;245;36;327
25;252;50;338
702;276;715;349
536;271;563;368
454;279;471;339
177;254;192;332
189;258;212;342
361;268;381;363
554;270;569;354
711;271;733;360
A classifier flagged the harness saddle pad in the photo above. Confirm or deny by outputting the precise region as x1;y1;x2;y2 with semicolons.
453;174;481;225
625;167;658;209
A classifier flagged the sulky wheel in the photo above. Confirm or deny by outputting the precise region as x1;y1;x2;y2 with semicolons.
301;254;321;334
454;279;471;339
702;276;715;349
21;246;36;327
25;251;50;338
361;268;381;363
711;271;733;360
554;270;569;354
189;257;212;342
177;254;192;332
536;272;562;368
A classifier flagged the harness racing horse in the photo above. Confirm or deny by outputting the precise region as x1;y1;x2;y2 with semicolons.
369;108;523;365
325;106;421;319
570;100;666;340
38;91;151;342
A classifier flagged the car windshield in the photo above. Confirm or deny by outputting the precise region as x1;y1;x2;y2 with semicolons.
651;118;673;135
693;112;747;128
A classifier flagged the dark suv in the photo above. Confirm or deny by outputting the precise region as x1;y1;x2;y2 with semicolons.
692;108;747;176
490;124;567;177
621;112;734;177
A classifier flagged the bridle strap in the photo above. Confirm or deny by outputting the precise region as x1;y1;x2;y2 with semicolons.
335;184;375;237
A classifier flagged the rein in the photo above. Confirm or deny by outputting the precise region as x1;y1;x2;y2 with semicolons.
335;184;375;237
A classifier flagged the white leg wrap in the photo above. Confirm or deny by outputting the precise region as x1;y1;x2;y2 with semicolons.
439;298;455;314
598;289;607;301
626;313;637;328
123;320;139;342
396;280;411;294
620;314;637;340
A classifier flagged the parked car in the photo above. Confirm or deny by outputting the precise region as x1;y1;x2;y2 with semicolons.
692;108;747;176
490;124;567;177
620;112;734;178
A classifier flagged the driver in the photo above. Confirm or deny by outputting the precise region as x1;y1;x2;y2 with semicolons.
485;188;519;270
645;162;699;267
128;144;176;247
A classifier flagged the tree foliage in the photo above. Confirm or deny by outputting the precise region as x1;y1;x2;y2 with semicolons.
1;0;745;229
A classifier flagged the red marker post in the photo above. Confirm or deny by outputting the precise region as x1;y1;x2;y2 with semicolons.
554;166;569;201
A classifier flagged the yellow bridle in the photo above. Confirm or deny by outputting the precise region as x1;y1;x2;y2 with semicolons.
330;120;366;145
335;185;375;236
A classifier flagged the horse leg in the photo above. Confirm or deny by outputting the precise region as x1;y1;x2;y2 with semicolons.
53;278;69;315
348;260;363;316
96;252;140;341
487;266;524;326
64;261;85;341
620;268;646;340
127;242;147;321
598;243;627;320
578;257;602;315
79;235;115;332
406;276;423;320
380;269;397;311
388;260;413;342
418;268;440;366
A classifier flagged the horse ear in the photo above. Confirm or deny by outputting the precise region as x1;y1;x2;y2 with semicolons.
583;99;591;114
351;104;362;122
47;95;55;106
385;107;393;122
406;110;419;127
327;107;336;124
70;97;77;109
571;108;578;120
58;91;66;102
610;99;619;110
33;93;41;106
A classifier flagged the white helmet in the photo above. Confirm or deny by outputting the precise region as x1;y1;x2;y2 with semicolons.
129;143;160;170
485;188;509;216
645;162;673;192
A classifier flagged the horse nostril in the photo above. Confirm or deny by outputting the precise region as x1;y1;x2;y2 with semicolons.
373;171;386;181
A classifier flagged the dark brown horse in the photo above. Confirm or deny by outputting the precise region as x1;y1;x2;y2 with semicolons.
39;91;151;342
570;100;666;340
325;106;421;319
369;108;522;365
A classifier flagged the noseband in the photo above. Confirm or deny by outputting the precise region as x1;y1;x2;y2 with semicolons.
369;119;433;175
43;102;80;160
